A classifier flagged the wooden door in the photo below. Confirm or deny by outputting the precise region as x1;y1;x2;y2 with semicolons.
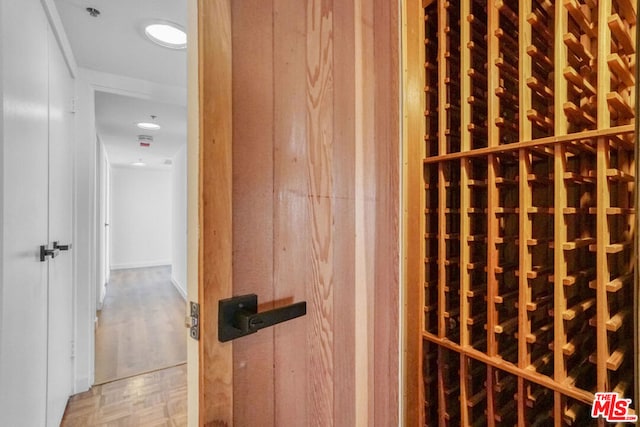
46;24;75;426
188;0;401;425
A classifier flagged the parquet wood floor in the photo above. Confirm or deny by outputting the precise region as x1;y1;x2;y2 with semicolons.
95;266;186;384
61;364;187;426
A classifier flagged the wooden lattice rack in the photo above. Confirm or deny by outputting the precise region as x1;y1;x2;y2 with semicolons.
415;0;637;425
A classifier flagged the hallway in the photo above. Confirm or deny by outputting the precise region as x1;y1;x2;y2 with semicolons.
95;266;187;384
61;266;187;425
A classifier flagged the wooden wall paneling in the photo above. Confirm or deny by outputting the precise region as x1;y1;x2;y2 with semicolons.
231;2;276;425
402;0;425;424
272;0;310;425
198;0;233;424
305;1;336;425
372;0;400;424
358;0;377;421
332;0;358;425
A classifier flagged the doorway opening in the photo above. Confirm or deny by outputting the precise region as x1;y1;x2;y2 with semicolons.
93;92;188;385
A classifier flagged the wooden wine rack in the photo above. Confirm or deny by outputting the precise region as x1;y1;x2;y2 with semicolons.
416;0;637;425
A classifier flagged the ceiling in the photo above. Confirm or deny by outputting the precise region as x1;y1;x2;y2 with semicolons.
95;92;186;167
54;0;187;167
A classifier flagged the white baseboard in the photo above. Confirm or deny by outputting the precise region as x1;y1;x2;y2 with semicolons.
171;277;187;301
96;282;107;310
74;376;91;394
110;260;171;270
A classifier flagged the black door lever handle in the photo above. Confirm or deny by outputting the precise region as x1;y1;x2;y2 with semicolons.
218;294;306;342
53;241;72;251
234;301;306;333
40;245;60;262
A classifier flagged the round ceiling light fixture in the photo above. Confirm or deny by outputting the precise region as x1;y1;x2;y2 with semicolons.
132;159;146;167
144;22;187;49
137;122;161;131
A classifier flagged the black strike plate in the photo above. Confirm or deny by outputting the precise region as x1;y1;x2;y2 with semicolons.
189;302;200;340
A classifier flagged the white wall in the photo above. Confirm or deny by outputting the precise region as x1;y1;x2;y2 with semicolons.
171;146;187;298
110;166;172;269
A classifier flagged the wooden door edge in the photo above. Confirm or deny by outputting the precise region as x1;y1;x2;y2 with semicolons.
187;0;235;426
196;0;234;426
401;0;426;425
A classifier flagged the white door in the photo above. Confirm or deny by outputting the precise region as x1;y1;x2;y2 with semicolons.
0;0;50;425
46;25;75;426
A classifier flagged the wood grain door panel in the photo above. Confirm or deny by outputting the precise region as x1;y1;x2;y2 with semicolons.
193;1;400;425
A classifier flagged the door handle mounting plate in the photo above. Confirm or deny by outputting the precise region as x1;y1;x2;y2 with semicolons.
40;245;60;262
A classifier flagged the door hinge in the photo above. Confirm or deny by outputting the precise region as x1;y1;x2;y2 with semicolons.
187;302;199;340
70;97;78;114
70;340;75;358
